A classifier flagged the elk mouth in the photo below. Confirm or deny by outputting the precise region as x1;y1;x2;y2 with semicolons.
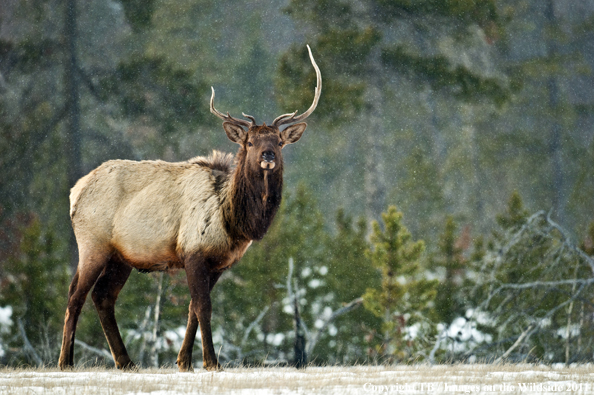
260;160;276;170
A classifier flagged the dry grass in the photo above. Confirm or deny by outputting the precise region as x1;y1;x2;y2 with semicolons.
1;363;593;394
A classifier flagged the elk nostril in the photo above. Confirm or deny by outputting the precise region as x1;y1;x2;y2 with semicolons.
262;151;275;162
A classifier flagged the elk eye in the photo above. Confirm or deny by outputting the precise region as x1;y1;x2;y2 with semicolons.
247;142;253;147
279;141;283;147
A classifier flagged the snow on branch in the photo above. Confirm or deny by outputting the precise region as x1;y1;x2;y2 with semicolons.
465;211;594;363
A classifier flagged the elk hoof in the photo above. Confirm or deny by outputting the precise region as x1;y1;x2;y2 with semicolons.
117;359;137;371
177;360;194;372
58;361;74;371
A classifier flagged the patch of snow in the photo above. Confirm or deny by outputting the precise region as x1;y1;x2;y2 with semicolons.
265;333;285;346
162;326;186;351
465;308;492;326
0;306;12;331
328;325;337;336
437;316;492;353
308;279;322;288
0;306;13;358
405;322;421;340
557;324;581;339
3;365;594;395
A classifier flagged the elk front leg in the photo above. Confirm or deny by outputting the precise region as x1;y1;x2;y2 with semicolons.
177;270;224;372
182;255;221;371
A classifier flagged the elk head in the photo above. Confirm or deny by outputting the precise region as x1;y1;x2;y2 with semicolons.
210;45;322;176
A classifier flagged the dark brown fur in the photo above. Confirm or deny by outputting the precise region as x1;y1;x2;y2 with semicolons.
189;151;234;173
222;145;284;242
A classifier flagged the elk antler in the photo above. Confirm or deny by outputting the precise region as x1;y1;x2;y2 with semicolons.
210;87;255;129
272;45;322;128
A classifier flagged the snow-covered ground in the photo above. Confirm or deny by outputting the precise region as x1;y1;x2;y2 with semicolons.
1;364;593;394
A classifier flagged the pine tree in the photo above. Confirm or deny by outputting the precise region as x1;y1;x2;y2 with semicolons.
363;206;437;362
320;209;380;363
430;216;467;327
496;190;529;230
0;218;69;365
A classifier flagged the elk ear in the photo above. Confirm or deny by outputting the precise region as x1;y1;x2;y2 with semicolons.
223;122;247;144
280;123;307;146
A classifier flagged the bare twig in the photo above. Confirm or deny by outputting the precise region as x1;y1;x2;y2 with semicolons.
465;210;594;362
494;324;535;364
74;339;113;363
286;258;294;300
17;318;42;366
149;272;164;367
136;305;152;364
495;278;594;290
497;211;546;259
546;212;594;274
306;297;363;356
429;329;447;364
241;306;270;347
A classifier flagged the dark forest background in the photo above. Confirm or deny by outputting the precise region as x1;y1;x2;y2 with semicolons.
1;0;594;367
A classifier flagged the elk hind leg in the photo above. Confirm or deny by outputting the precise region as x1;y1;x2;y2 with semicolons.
177;299;199;372
91;257;134;370
59;249;109;370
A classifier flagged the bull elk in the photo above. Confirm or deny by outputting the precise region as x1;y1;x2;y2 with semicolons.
58;46;321;371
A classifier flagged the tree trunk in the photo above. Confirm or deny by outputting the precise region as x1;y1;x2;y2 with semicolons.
364;46;387;223
149;272;164;367
64;0;83;272
545;0;565;223
293;295;307;368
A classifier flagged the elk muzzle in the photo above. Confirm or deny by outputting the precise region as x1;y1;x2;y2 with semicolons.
260;151;276;170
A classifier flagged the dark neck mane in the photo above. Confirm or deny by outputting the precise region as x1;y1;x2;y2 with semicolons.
222;149;283;241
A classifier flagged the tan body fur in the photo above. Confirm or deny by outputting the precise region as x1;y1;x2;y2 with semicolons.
70;155;247;273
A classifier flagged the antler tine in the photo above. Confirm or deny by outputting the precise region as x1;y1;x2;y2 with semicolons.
242;113;257;124
271;110;298;126
272;45;322;128
210;87;253;129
